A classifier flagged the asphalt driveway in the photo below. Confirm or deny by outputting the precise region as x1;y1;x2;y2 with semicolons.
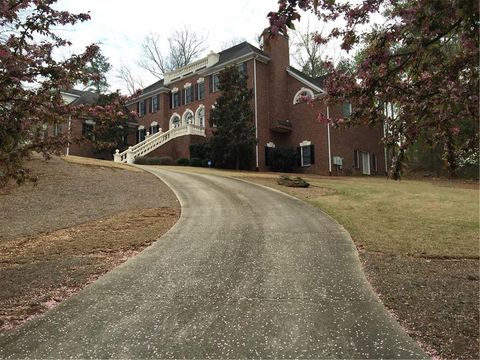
0;167;427;358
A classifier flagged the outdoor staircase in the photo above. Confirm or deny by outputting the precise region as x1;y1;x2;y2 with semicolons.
113;124;206;164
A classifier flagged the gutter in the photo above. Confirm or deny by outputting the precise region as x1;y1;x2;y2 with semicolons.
327;106;332;175
254;56;259;170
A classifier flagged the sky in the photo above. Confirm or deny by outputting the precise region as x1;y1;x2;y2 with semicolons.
53;0;346;94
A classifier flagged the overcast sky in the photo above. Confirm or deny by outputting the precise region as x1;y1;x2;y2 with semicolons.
54;0;345;94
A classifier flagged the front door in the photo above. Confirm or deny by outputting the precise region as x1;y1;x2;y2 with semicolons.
362;152;371;175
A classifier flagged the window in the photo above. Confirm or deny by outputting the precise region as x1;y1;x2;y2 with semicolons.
139;100;146;116
299;141;315;167
293;88;314;104
210;73;220;92
184;86;193;104
171;91;180;108
237;62;247;77
195;106;205;127
265;142;275;167
342;101;352;117
170;114;181;129
150;122;159;134
372;153;378;173
197;82;205;100
82;120;95;140
151;95;159;112
137;126;146;143
183;110;194;125
354;150;360;168
53;123;62;136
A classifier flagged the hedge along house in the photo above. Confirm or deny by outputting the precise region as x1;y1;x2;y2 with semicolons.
115;32;387;176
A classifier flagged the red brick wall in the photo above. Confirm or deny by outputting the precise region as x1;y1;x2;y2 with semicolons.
145;135;206;160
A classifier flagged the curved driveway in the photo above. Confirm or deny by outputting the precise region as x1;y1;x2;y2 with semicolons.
0;167;427;358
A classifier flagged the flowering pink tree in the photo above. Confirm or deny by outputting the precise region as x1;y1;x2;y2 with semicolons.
0;1;127;186
267;0;479;178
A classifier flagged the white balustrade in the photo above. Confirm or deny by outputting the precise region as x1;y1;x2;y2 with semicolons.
113;124;206;164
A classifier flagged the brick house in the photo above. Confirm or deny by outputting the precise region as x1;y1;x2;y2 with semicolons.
115;33;387;176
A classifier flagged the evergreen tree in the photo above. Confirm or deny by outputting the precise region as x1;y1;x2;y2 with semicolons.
84;51;111;93
210;66;256;170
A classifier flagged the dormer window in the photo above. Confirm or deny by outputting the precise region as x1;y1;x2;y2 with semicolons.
293;88;314;104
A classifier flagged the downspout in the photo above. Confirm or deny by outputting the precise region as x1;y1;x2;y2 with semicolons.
253;56;259;171
327;105;332;175
66;115;71;156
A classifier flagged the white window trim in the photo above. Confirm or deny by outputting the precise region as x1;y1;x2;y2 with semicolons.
195;105;205;127
293;88;314;105
266;142;276;148
169;113;181;129
151;95;159;113
182;109;194;124
184;82;192;88
300;140;312;167
197;77;205;84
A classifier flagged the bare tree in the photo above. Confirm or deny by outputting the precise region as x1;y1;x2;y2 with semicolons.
115;63;144;96
137;26;208;79
292;22;329;78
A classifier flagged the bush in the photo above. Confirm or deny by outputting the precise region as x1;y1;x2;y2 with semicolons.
134;156;175;165
269;147;298;173
189;142;211;160
177;158;190;166
189;157;203;167
202;159;213;168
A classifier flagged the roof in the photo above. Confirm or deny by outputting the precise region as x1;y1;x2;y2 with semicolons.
141;79;165;94
216;41;269;67
287;66;328;91
63;89;100;105
137;41;269;96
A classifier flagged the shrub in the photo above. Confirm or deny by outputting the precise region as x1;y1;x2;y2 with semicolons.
202;159;213;168
134;156;175;165
269;147;298;173
177;158;190;166
189;157;203;167
189;142;211;160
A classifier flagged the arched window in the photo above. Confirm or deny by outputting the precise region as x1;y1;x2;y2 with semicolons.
195;105;205;127
169;113;181;129
293;88;314;104
183;109;194;125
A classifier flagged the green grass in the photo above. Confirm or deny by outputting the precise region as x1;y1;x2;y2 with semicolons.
298;176;479;258
163;166;479;258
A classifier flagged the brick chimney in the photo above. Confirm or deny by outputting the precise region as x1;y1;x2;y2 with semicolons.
262;31;290;125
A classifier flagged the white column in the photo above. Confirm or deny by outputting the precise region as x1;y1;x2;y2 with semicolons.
113;149;121;162
126;147;134;164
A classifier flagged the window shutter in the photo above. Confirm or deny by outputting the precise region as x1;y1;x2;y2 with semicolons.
194;84;198;101
297;147;302;167
190;86;194;102
310;144;315;164
265;146;270;167
157;95;160;111
243;62;248;76
170;93;173;109
209;75;213;93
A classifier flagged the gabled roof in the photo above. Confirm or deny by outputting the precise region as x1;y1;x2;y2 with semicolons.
286;66;326;93
216;41;269;66
62;89;100;105
142;79;166;94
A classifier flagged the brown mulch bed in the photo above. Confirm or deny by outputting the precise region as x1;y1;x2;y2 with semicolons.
0;157;180;332
360;252;479;360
